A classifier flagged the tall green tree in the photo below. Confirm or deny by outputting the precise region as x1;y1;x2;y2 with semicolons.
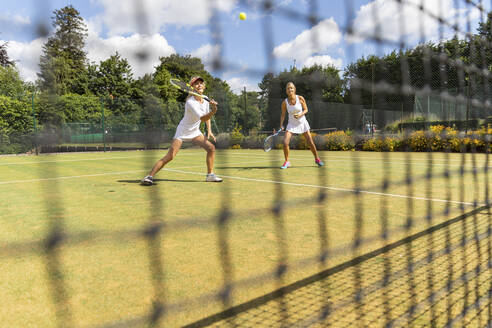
237;90;261;133
153;64;180;101
477;11;492;41
0;65;29;100
0;42;14;67
154;54;211;102
88;52;134;98
38;5;88;95
157;54;206;80
477;11;492;71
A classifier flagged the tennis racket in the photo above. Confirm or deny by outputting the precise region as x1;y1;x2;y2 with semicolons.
263;128;283;152
170;78;210;102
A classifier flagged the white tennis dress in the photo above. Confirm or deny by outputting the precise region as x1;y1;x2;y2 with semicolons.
174;96;209;140
285;96;310;134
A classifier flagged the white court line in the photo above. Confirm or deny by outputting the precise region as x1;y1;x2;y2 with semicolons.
0;170;146;185
163;168;478;206
0;159;274;185
0;150;488;168
231;151;491;168
0;152;203;166
0;160;479;206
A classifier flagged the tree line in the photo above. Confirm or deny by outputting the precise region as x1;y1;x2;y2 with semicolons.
1;5;490;137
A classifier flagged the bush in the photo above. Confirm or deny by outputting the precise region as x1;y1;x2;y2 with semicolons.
313;134;326;150
0;132;35;154
297;132;317;150
325;131;354;151
398;119;479;131
242;134;266;149
362;136;402;151
362;138;384;151
215;133;230;149
230;124;244;148
409;131;431;151
0;95;33;134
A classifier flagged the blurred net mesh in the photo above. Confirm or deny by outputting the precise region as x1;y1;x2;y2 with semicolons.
2;0;492;327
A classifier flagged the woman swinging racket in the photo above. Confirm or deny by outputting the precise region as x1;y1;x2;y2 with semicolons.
141;76;222;185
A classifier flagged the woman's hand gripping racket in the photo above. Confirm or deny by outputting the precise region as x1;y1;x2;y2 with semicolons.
170;78;211;102
264;127;283;152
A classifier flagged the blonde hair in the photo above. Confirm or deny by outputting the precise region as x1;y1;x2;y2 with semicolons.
286;81;296;92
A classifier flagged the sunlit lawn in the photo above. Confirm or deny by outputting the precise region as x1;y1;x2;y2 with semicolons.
0;149;489;327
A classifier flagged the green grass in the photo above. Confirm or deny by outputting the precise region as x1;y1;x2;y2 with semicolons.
0;149;490;327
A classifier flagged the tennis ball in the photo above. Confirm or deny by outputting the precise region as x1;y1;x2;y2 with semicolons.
239;12;247;21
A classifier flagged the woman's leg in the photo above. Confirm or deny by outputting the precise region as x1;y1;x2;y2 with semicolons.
303;131;320;160
283;131;292;162
148;138;183;176
192;135;216;174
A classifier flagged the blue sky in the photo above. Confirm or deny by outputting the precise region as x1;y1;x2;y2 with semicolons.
1;0;489;93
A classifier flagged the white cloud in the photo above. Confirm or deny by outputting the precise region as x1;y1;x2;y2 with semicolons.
226;76;259;94
0;13;32;40
85;32;175;78
5;20;176;82
273;18;341;61
4;38;45;82
0;13;30;25
303;55;343;69
190;43;221;72
346;0;481;44
92;0;237;36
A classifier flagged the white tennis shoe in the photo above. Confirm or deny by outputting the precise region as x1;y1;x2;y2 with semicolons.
206;173;223;182
140;175;154;186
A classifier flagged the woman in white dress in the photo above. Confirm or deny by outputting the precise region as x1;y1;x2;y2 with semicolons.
141;76;222;185
278;82;324;169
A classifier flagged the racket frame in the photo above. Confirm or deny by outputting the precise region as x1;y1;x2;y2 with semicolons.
170;78;210;102
263;129;282;152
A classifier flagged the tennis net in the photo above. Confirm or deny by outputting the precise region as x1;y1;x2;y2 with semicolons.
1;0;491;327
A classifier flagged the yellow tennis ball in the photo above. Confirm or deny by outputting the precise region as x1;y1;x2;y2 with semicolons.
239;12;247;21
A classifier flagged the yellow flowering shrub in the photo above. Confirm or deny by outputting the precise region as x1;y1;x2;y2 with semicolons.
362;137;400;151
230;124;244;147
409;131;430;151
325;131;355;151
297;132;317;150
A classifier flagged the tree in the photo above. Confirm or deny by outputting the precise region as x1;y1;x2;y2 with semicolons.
0;42;14;67
0;65;29;100
154;54;211;102
38;5;88;95
237;90;261;133
152;64;180;101
157;54;206;79
88;52;134;98
477;11;492;71
0;96;33;134
477;11;492;41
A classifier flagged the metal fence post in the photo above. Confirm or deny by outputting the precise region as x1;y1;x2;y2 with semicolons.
101;97;106;152
31;92;39;155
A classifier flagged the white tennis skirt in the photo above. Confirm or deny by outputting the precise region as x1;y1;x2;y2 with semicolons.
173;126;203;141
286;118;310;134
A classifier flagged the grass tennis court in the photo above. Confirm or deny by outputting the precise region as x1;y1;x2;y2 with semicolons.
0;149;490;327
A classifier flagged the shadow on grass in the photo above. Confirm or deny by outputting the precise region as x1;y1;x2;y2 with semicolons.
117;178;202;184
